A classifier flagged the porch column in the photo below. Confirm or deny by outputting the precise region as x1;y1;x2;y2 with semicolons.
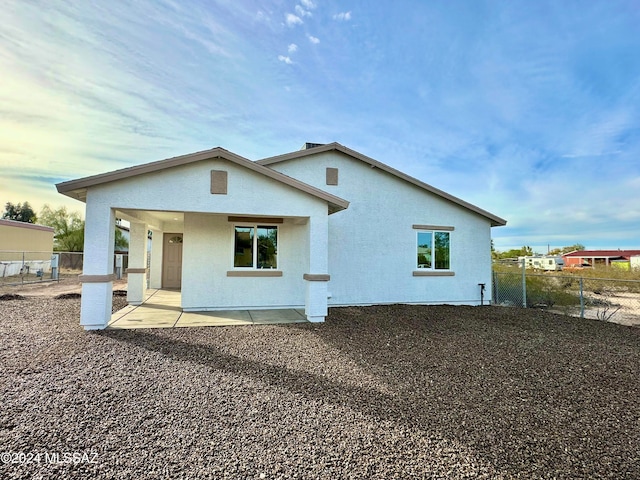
304;214;330;322
79;201;115;330
148;228;163;289
127;221;148;305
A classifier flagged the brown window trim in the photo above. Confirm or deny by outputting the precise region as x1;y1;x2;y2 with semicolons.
226;270;283;277
412;224;455;231
303;273;330;281
412;271;455;277
125;268;148;274
228;216;284;224
78;274;117;283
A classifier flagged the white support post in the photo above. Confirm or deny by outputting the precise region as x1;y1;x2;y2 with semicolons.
148;228;163;289
127;222;148;305
304;214;330;322
305;277;329;322
79;202;115;330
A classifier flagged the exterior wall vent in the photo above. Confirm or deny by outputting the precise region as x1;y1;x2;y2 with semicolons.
211;170;228;194
326;167;339;186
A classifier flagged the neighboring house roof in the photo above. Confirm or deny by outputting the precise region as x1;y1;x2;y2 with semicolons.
563;250;640;260
56;147;349;214
0;218;54;233
257;142;507;227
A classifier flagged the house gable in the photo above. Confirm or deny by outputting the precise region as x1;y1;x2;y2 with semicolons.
56;147;348;215
259;149;483;224
257;142;506;227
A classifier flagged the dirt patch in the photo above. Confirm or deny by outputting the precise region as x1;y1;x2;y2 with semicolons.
0;293;25;301
53;291;128;300
0;276;128;297
54;292;82;299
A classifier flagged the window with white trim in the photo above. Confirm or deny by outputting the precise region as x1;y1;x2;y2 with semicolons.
417;230;450;270
234;225;278;269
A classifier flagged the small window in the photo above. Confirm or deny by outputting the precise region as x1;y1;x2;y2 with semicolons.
417;231;450;270
168;236;183;244
234;225;278;269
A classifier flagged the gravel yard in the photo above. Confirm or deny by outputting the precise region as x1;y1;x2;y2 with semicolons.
1;297;639;479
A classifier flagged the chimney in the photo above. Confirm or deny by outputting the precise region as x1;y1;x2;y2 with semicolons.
300;142;325;150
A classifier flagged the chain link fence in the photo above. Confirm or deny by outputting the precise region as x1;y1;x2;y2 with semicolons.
0;251;128;286
493;270;640;325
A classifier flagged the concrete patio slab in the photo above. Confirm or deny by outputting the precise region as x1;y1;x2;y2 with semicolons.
177;310;253;327
250;309;307;324
108;289;308;329
109;306;181;329
109;317;178;329
109;304;138;325
143;289;181;307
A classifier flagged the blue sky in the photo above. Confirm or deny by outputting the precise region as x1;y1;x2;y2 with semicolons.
1;0;639;252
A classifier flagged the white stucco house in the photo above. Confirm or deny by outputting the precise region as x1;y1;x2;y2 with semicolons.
56;142;506;330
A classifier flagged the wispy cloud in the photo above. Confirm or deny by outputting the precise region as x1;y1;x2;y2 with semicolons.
285;13;303;26
295;5;312;18
300;0;316;10
333;11;351;21
307;35;320;44
288;43;298;53
278;55;293;64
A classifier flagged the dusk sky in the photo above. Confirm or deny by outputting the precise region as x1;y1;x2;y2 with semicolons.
1;1;639;252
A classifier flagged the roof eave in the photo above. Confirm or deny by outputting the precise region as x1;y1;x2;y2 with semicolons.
56;147;230;195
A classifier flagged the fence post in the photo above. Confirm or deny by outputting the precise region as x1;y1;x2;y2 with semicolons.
492;270;498;305
51;253;59;281
521;258;527;308
580;276;584;319
115;254;123;280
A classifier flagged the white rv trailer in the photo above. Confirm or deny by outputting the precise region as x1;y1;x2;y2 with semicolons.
518;255;564;271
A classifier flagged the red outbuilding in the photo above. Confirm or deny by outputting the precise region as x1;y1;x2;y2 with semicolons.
563;250;640;267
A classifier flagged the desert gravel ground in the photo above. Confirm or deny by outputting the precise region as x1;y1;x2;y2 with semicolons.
1;297;639;479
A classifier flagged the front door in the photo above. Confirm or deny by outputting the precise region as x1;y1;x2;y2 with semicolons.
162;233;183;289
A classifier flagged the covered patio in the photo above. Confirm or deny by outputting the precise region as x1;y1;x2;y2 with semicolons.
56;147;349;330
109;289;308;329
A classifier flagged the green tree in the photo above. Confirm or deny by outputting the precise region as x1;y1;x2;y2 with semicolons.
548;244;585;255
521;245;534;256
39;205;130;252
114;227;129;251
3;201;37;223
563;243;585;254
494;245;537;259
491;239;499;260
38;205;85;251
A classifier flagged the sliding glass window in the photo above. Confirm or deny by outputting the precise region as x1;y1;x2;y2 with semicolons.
417;231;450;270
234;225;278;269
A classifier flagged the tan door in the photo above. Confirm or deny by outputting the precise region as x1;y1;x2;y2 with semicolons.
162;233;183;289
